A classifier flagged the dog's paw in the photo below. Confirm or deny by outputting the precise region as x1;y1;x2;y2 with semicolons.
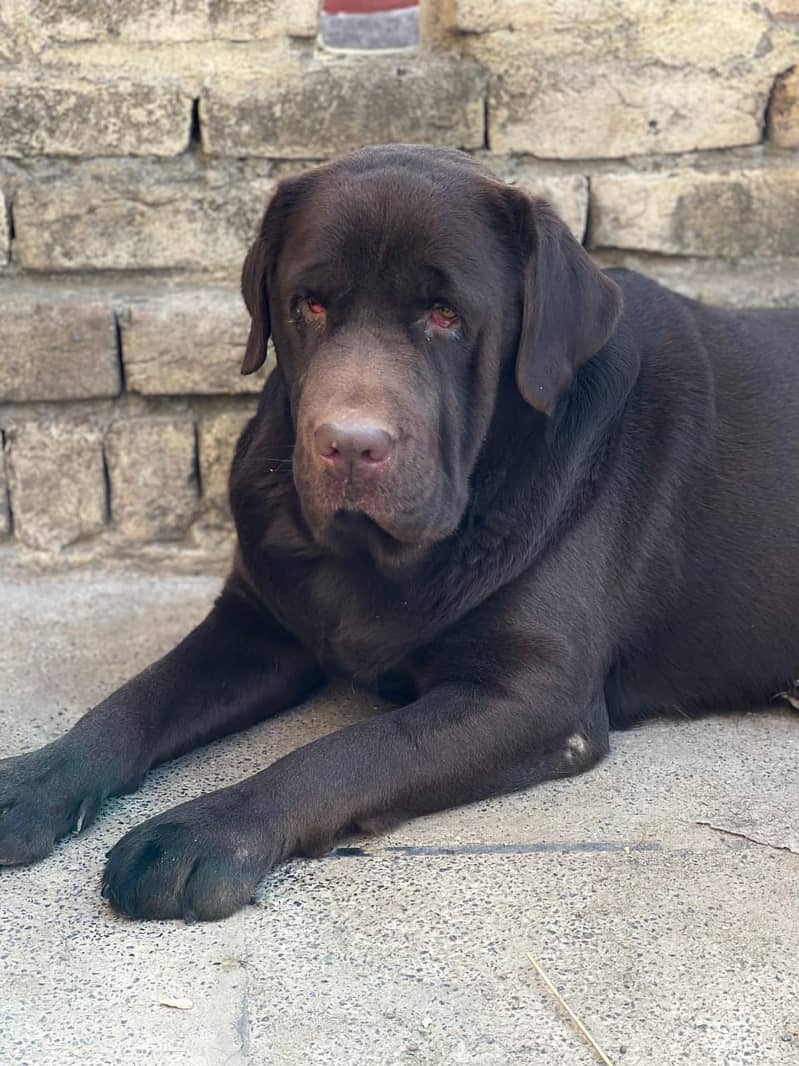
0;744;109;866
102;796;273;922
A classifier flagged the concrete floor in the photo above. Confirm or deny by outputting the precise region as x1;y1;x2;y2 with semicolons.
0;571;797;1066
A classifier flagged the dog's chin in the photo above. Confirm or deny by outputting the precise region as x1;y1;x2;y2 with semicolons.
300;496;456;572
320;509;433;572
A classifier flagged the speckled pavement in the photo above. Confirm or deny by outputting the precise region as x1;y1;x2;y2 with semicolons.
1;571;797;1066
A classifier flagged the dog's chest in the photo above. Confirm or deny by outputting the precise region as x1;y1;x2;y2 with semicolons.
268;558;421;680
317;581;422;681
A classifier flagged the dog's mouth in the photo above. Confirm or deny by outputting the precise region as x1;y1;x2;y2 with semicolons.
332;508;390;541
311;507;431;573
330;507;413;553
296;466;424;546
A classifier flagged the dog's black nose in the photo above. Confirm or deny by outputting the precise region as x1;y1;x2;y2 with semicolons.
314;421;394;478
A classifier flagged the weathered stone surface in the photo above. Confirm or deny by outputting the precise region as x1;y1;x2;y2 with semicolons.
105;416;199;542
457;0;797;157
198;407;256;520
0;4;19;61
590;169;799;257
11;0;317;45
455;0;767;59
13;159;276;272
5;418;106;550
487;60;766;159
211;0;318;39
0;284;119;402
595;252;799;310
768;67;799;147
480;159;588;240
202;50;486;157
0;72;192;158
120;287;271;395
514;174;588;242
21;0;208;44
0;191;9;267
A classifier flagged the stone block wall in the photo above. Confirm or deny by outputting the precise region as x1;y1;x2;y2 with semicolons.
0;0;797;570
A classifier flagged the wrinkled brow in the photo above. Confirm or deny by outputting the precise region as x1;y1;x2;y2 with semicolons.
285;262;355;300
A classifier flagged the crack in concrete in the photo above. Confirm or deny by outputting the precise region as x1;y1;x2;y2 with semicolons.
235;990;251;1061
222;956;251;1063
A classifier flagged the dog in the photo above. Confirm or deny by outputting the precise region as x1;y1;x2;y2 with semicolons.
1;144;797;921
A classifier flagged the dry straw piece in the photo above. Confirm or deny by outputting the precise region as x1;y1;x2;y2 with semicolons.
526;952;616;1066
158;997;193;1010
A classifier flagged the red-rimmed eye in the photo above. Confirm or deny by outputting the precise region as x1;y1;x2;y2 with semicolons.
306;299;326;315
430;304;458;329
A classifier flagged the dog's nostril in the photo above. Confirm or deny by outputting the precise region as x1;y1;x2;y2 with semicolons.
314;421;394;472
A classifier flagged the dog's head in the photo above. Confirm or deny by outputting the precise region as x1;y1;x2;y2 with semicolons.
241;145;621;565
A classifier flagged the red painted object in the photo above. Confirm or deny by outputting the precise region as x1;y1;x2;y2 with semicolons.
323;0;418;13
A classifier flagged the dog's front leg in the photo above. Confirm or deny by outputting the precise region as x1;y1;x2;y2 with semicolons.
101;650;607;921
0;580;323;867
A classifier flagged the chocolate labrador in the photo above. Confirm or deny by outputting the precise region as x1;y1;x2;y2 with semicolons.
1;145;797;921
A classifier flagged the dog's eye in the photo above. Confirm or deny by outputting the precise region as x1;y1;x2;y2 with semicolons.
294;297;327;327
430;304;459;329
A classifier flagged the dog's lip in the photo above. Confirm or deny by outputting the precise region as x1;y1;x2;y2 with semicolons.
293;457;448;553
332;506;409;545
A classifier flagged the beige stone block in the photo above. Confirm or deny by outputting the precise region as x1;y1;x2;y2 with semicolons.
483;160;588;240
768;67;799;148
594;252;799;310
13;159;275;272
590;169;799;257
120;287;272;395
455;0;766;65
211;0;319;39
12;0;317;45
202;50;486;157
105;416;199;542
199;408;256;520
6;417;106;550
0;4;20;61
456;0;794;157
0;72;192;158
22;0;209;43
0;191;9;267
487;58;765;158
0;284;119;402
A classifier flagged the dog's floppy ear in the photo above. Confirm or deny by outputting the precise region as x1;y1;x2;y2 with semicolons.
240;235;271;375
505;188;622;415
240;174;309;375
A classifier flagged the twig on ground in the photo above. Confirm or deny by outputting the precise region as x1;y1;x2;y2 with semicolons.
696;820;798;856
526;952;616;1066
